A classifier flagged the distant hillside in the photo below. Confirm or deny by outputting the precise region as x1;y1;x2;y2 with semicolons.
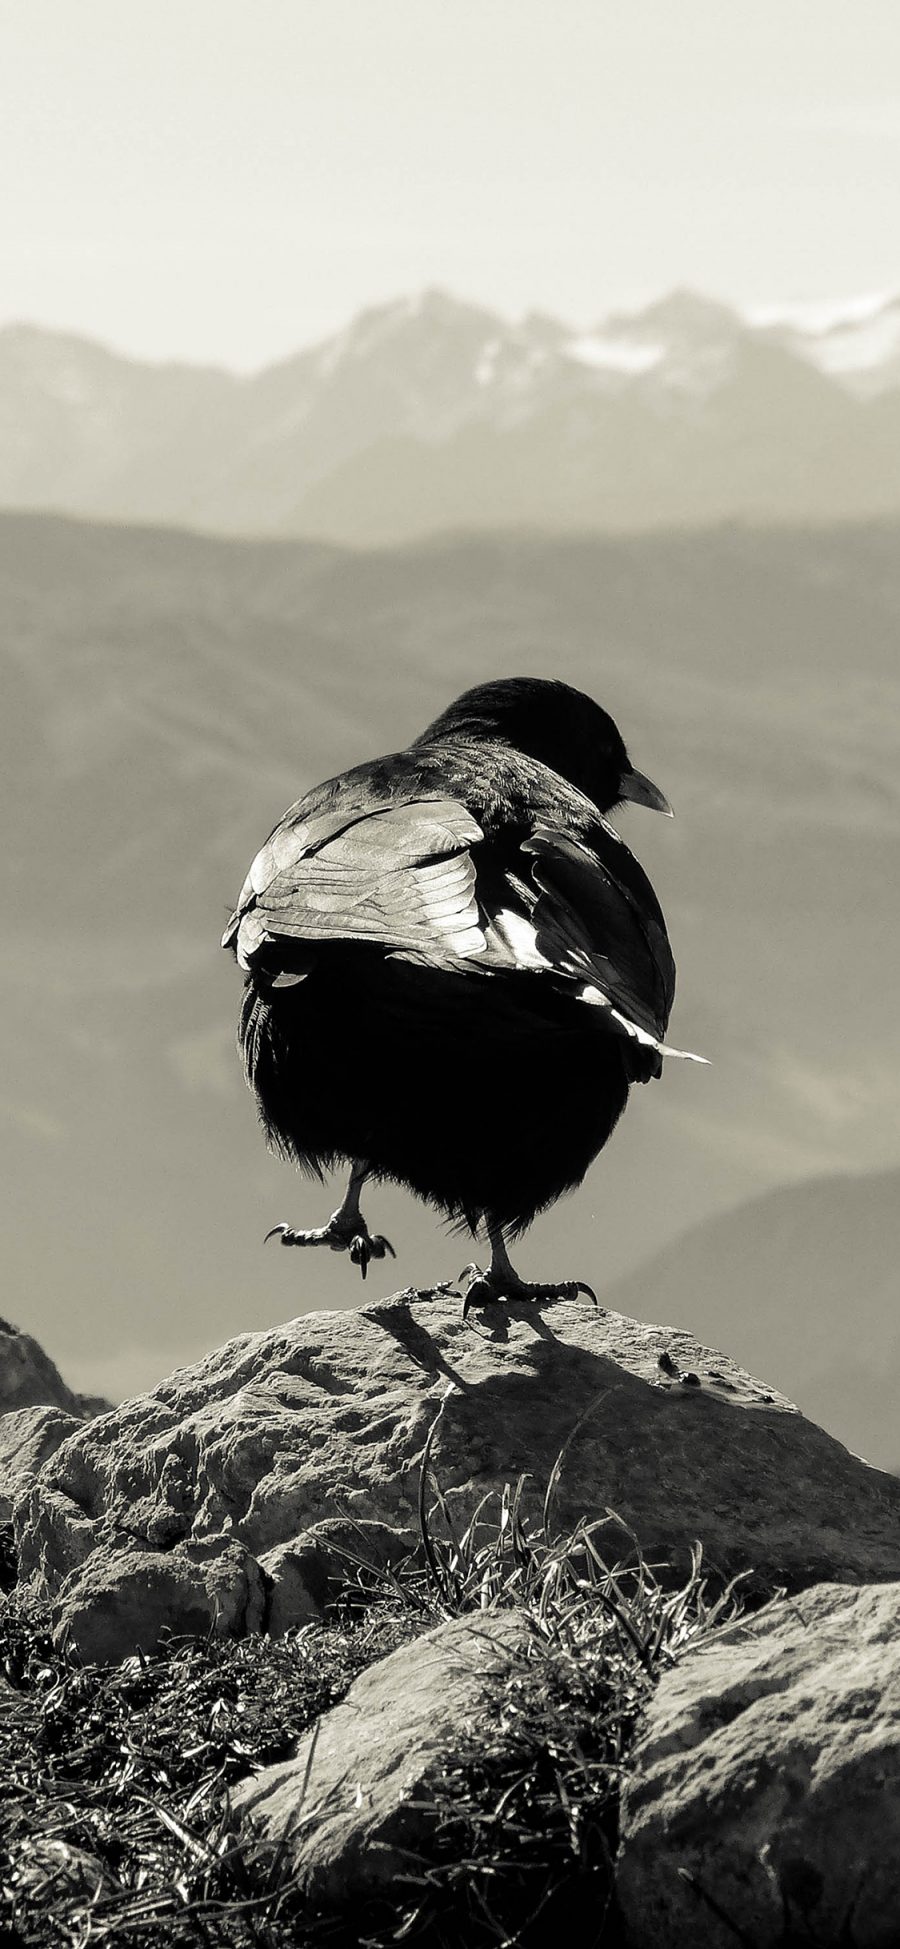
2;512;899;1457
6;289;900;541
599;1170;900;1472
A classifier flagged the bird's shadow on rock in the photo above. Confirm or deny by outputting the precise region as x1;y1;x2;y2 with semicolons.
360;1291;471;1390
361;1286;576;1382
465;1299;569;1349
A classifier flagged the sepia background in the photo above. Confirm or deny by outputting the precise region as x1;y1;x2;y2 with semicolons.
3;1;899;1467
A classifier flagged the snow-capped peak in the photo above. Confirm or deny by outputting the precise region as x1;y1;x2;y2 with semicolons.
566;334;665;376
746;290;897;335
746;290;900;395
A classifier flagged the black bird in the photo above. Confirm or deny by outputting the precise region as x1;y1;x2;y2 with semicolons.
222;678;703;1309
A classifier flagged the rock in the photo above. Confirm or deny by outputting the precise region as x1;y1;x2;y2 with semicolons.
0;1317;111;1419
0;1404;84;1523
9;1835;106;1903
14;1293;900;1660
617;1581;900;1948
51;1535;268;1663
259;1519;407;1635
0;1322;112;1533
234;1609;528;1903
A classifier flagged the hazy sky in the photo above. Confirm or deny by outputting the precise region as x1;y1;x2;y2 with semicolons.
4;0;900;368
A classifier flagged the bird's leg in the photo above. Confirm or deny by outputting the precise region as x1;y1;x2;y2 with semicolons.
265;1164;395;1281
461;1221;597;1317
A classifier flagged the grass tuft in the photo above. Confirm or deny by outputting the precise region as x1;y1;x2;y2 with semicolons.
0;1594;419;1946
1;1415;748;1948
329;1400;746;1946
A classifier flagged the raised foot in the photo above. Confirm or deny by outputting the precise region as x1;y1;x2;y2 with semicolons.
460;1264;598;1319
265;1218;396;1281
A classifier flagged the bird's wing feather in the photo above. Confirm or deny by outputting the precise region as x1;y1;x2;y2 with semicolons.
480;822;702;1064
227;797;486;971
524;823;674;1035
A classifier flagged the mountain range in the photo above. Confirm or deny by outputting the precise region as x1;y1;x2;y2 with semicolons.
2;511;899;1467
601;1169;900;1474
6;288;900;542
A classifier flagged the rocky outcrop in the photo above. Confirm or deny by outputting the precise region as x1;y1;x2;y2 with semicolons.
0;1322;113;1526
0;1318;110;1420
13;1292;900;1661
7;1291;900;1940
38;1534;268;1665
234;1610;529;1904
0;1405;84;1524
617;1581;900;1948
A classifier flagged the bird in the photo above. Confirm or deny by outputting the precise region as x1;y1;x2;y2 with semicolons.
222;676;704;1312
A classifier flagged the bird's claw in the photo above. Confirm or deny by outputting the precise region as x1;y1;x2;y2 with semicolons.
460;1264;598;1319
461;1274;497;1318
349;1232;395;1280
563;1279;598;1307
265;1220;395;1281
266;1223;298;1245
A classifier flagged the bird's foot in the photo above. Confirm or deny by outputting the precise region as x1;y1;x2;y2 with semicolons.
265;1216;396;1281
460;1263;597;1319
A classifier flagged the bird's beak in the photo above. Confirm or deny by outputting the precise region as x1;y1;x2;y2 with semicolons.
618;767;674;817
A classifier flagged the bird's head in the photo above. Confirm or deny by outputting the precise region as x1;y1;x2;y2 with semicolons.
415;677;672;818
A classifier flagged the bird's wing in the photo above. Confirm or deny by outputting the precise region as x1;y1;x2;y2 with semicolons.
224;797;487;975
225;795;703;1060
481;821;703;1065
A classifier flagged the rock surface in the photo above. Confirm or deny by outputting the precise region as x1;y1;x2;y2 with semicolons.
0;1319;110;1420
617;1581;900;1948
0;1322;113;1529
14;1293;900;1660
45;1535;267;1664
234;1609;528;1904
0;1405;84;1524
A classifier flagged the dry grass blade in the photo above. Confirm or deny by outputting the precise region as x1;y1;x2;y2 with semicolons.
416;1393;464;1608
540;1390;609;1538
